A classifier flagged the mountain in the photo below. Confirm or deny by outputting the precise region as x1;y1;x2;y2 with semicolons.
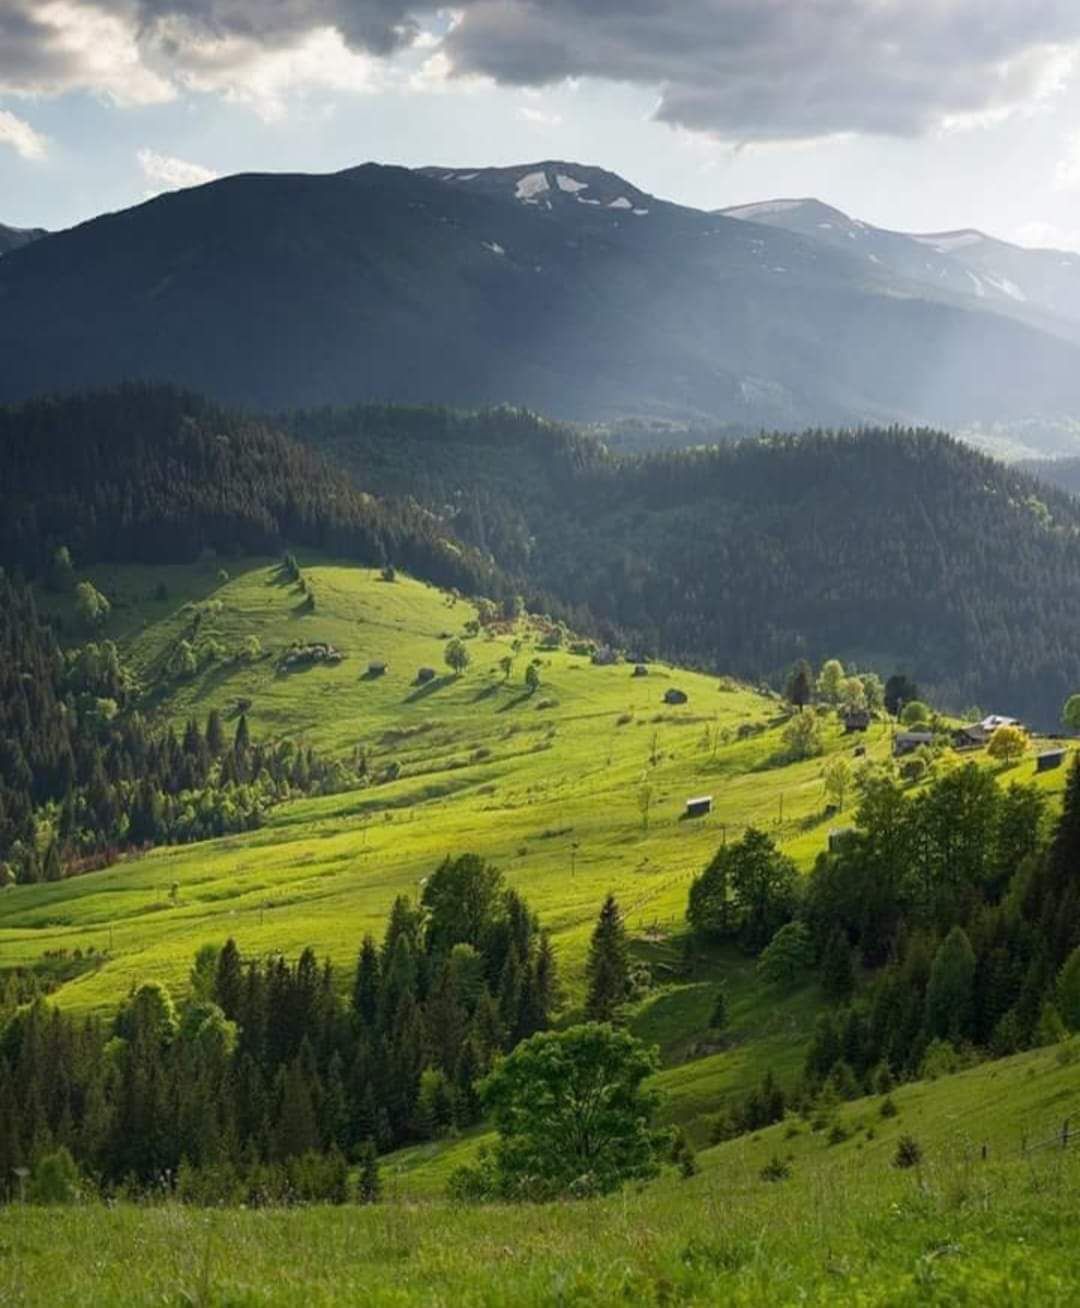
5;162;1080;438
291;401;1080;727
0;222;46;256
721;198;1080;331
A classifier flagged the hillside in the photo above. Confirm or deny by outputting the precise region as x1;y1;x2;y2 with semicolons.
0;221;45;256
293;404;1080;728
6;1038;1080;1303
5;162;1080;437
722;197;1080;333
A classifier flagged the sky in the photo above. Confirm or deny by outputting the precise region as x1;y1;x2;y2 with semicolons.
4;0;1080;250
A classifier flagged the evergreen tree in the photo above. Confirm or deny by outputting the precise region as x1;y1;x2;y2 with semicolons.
584;893;631;1022
353;935;380;1029
925;927;977;1042
821;928;856;1002
357;1140;381;1203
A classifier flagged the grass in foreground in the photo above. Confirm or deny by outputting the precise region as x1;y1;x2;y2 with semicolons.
4;1042;1080;1305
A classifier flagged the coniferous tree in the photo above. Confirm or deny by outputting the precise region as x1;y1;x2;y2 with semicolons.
584;893;631;1022
821;928;856;1003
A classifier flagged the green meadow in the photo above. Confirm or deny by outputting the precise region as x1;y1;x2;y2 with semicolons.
7;558;1078;1151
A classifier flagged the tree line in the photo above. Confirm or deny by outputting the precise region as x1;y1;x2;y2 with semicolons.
0;569;345;886
0;854;558;1204
686;758;1080;1116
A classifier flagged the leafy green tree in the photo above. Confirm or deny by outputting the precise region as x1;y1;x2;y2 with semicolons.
823;756;853;811
1063;695;1080;733
689;829;798;953
782;707;824;760
524;662;541;693
757;922;814;988
75;580;110;629
444;638;470;676
475;1024;664;1199
584;894;631;1022
899;700;931;727
925;926;976;1041
709;985;728;1030
860;673;885;712
421;854;506;957
189;943;220;1003
840;677;867;714
817;659;845;705
987;724;1026;763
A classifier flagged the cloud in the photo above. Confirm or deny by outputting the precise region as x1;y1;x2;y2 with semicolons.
1055;130;1080;189
442;1;1080;142
3;0;1080;145
137;146;218;191
0;108;48;159
1015;220;1080;252
517;105;562;128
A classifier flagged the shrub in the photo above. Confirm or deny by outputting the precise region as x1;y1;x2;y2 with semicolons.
29;1147;81;1204
759;1154;791;1182
880;1096;899;1119
893;1134;923;1169
827;1123;850;1146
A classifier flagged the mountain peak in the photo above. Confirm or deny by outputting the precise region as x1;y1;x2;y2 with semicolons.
416;161;655;215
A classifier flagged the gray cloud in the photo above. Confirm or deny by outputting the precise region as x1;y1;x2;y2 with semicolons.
2;0;1079;142
442;0;1080;140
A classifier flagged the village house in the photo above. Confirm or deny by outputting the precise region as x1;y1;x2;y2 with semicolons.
893;730;933;757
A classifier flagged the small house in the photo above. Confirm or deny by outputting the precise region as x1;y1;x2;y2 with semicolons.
952;724;987;751
1037;748;1067;773
416;667;436;684
685;795;712;819
893;730;933;757
664;688;688;706
367;661;388;677
632;665;649;678
842;709;871;734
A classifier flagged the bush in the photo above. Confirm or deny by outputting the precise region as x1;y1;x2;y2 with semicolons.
29;1147;81;1204
893;1134;923;1169
827;1123;850;1146
759;1154;791;1182
880;1096;899;1119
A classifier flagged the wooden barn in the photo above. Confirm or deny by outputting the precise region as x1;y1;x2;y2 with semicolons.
685;795;712;819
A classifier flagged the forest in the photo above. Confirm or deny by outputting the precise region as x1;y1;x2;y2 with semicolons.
291;402;1080;726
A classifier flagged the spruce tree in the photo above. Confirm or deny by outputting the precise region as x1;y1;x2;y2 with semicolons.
357;1140;381;1204
710;984;728;1031
353;935;380;1028
821;928;856;1002
584;893;631;1022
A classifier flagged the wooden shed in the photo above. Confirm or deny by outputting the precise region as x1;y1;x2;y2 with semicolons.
1037;748;1067;773
685;795;712;819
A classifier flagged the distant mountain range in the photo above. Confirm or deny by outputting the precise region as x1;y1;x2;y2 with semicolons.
721;198;1080;330
4;162;1080;453
0;222;46;256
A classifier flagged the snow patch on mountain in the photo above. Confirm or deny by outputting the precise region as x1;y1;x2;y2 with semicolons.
608;197;632;210
556;173;588;193
515;171;550;203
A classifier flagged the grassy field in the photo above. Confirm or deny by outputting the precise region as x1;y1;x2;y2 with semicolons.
5;1040;1080;1305
7;556;1078;1149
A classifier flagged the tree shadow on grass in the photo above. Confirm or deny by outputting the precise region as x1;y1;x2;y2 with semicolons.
497;690;536;714
404;674;454;703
